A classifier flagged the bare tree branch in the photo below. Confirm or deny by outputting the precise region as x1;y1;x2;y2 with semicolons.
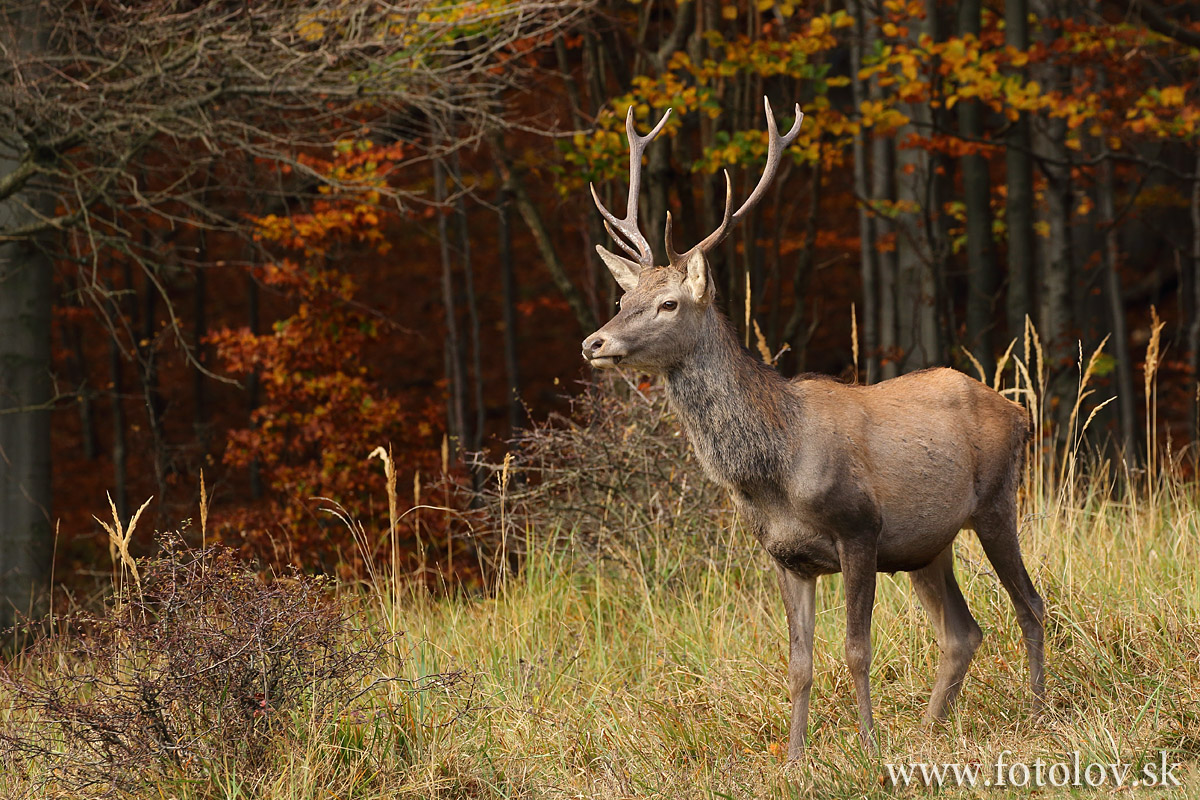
1123;0;1200;49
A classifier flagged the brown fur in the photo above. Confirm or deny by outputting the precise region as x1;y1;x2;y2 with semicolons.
583;263;1045;757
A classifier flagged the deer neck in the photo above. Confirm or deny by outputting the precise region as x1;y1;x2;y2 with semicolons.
664;308;796;497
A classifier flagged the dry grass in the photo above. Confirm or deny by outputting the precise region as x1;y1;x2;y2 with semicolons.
3;320;1200;797
365;477;1200;798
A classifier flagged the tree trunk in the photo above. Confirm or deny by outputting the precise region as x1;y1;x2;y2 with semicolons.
0;6;52;626
1032;0;1074;407
245;270;262;500
495;144;597;334
873;130;899;378
895;141;938;373
848;0;878;381
1037;147;1073;399
138;262;168;512
1098;151;1137;457
781;157;823;372
497;187;523;434
451;150;484;463
192;231;209;443
1005;0;1035;344
921;0;954;362
894;10;937;374
0;217;53;628
1189;151;1200;446
107;291;129;528
958;0;997;375
434;157;466;461
648;137;670;267
67;322;98;460
554;34;586;132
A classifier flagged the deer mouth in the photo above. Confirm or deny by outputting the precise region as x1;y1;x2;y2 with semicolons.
587;354;623;368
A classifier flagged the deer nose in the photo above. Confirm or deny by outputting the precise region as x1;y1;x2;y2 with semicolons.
582;335;605;357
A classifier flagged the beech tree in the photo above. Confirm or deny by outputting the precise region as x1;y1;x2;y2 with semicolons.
0;0;581;624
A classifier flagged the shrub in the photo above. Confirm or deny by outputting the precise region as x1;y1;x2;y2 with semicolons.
0;536;395;797
465;376;731;573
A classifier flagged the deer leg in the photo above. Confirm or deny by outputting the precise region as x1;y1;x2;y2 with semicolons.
909;545;982;722
776;564;816;760
838;541;878;751
974;507;1046;709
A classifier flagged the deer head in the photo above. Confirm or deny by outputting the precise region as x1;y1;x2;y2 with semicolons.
582;97;804;373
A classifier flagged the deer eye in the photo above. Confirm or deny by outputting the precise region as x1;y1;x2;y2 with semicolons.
659;300;678;312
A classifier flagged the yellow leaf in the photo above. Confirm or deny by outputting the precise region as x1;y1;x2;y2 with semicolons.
722;4;738;19
882;22;898;37
298;20;325;41
1160;86;1185;107
757;0;773;11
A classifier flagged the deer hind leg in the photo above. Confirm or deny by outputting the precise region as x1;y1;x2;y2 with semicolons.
837;540;878;751
909;544;982;723
973;505;1046;709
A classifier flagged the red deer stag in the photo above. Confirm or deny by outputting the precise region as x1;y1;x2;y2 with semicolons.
581;98;1045;757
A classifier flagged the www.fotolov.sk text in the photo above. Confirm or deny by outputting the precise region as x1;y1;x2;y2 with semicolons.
887;750;1184;789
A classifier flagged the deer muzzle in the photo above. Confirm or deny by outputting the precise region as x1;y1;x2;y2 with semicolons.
582;332;624;368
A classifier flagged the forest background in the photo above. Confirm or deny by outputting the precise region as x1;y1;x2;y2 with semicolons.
1;0;1198;619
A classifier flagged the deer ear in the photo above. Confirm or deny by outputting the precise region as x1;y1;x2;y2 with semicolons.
596;245;642;293
680;248;713;305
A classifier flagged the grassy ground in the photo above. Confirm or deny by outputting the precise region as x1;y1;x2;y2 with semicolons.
11;479;1200;798
5;335;1200;797
354;479;1199;798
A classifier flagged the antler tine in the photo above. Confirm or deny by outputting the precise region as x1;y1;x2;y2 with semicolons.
590;106;672;266
590;202;641;262
666;171;732;263
689;97;804;258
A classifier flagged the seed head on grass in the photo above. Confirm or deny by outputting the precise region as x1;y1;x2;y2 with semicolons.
94;493;151;602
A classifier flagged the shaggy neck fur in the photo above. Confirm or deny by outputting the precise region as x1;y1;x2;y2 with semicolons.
664;307;800;499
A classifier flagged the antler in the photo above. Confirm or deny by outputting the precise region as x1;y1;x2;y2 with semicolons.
666;97;804;266
590;106;672;267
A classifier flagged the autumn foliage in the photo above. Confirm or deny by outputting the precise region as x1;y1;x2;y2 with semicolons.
209;142;444;567
10;0;1198;588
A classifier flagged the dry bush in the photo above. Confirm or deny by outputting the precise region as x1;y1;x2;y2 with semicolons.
465;376;732;572
0;535;396;797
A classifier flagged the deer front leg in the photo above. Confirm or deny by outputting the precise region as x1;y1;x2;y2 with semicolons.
776;564;816;760
838;540;878;752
